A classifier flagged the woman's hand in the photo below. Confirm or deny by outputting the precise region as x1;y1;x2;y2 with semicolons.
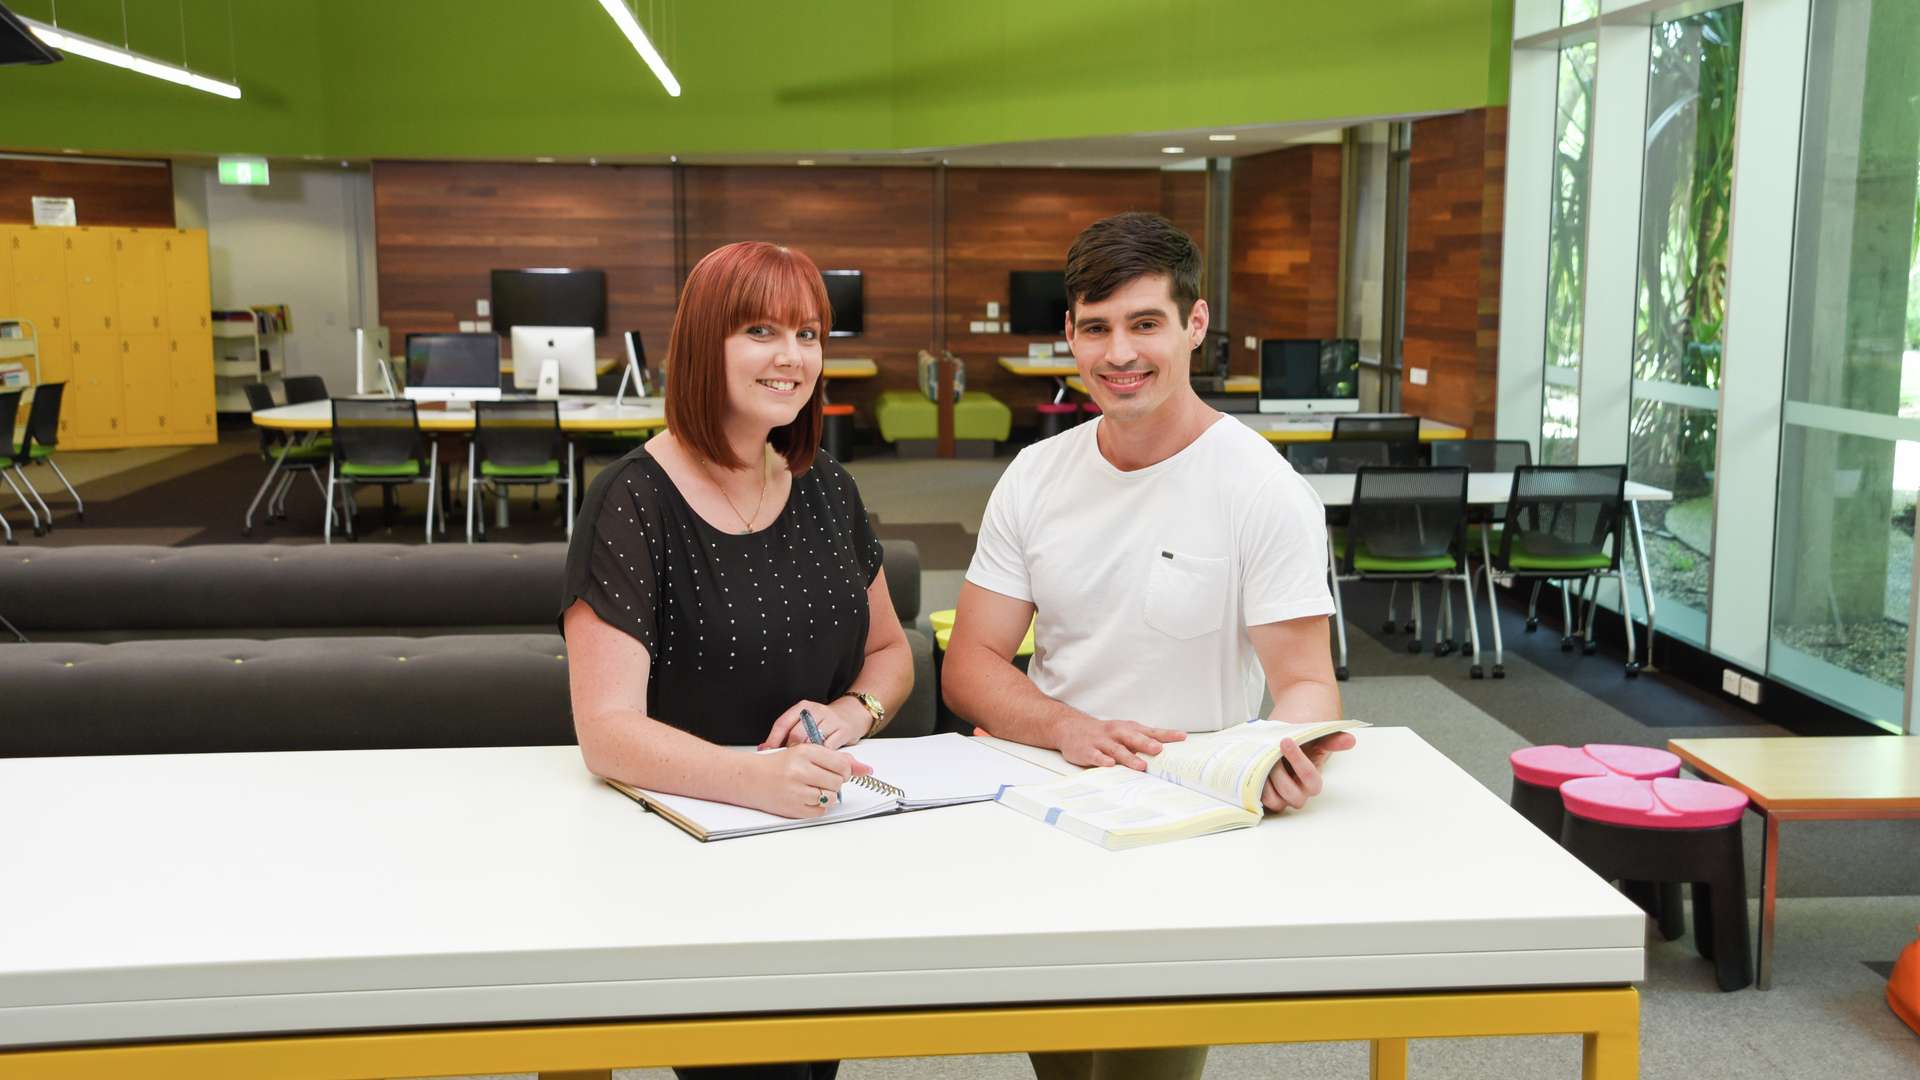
762;698;873;750
742;744;872;819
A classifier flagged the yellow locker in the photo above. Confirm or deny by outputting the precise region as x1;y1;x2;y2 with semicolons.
68;333;124;441
114;230;167;335
122;334;170;436
163;230;210;337
0;226;13;315
35;330;72;389
8;228;68;335
64;229;117;334
170;333;215;436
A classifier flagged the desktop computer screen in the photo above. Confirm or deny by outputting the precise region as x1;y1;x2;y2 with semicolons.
821;270;863;337
1258;338;1361;414
1008;270;1069;335
490;269;607;336
405;333;502;402
509;325;598;392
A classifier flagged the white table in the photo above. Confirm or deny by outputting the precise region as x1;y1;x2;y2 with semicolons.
1304;472;1673;675
0;731;1643;1078
1235;413;1468;443
251;395;668;435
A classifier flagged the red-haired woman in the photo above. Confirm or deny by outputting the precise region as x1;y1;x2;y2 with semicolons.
562;241;912;826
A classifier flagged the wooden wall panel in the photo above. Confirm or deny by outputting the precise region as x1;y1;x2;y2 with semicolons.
681;166;935;419
371;162;676;374
1228;145;1343;375
1160;170;1207;250
943;168;1174;417
1401;108;1505;435
0;158;174;228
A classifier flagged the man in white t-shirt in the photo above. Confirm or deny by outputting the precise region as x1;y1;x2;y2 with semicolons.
944;212;1354;1080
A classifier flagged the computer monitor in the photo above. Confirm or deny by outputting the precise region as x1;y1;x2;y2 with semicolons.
820;270;863;337
490;268;608;336
1258;338;1361;414
404;333;502;403
1008;270;1069;335
509;325;598;392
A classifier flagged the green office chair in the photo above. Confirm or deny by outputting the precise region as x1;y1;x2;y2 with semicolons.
1479;465;1634;679
242;382;337;536
1427;438;1532;657
0;388;42;542
11;382;80;529
326;398;440;544
1328;466;1476;681
467;400;573;543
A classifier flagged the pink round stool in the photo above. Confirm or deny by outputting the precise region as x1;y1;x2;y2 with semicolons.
1509;744;1681;836
1560;776;1753;991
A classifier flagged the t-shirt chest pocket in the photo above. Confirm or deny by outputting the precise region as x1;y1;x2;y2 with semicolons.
1143;548;1229;640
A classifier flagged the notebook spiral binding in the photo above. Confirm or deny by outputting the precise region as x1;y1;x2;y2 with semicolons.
848;773;905;799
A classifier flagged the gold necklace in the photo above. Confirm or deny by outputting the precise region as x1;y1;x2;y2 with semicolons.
702;447;770;533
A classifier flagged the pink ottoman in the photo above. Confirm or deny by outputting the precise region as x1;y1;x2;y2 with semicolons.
1560;775;1752;991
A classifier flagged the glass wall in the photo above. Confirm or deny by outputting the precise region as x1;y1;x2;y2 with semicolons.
1769;0;1920;731
1624;6;1742;648
1542;40;1596;464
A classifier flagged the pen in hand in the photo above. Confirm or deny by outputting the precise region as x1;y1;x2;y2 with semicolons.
799;708;826;746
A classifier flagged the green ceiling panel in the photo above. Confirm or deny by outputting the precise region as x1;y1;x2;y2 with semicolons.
0;0;1514;159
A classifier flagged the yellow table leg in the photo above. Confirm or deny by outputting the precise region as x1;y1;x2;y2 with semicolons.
538;1072;612;1080
1369;1037;1409;1080
1583;1029;1638;1080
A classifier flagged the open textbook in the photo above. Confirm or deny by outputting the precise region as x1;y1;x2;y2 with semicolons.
996;718;1370;850
605;733;1060;841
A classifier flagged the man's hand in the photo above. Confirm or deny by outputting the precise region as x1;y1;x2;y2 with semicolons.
1057;717;1187;770
1259;732;1356;812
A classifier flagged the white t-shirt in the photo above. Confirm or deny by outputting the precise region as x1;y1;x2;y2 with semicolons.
965;415;1335;732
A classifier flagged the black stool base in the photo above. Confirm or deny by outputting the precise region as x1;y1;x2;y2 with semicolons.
1560;813;1751;991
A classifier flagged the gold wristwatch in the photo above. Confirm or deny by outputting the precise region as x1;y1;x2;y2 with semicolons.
844;690;887;736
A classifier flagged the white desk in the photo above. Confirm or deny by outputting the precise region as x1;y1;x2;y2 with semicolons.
252;395;667;435
1237;413;1468;443
1305;472;1673;674
0;731;1642;1077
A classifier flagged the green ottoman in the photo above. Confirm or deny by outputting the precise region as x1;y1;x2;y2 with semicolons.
875;391;1011;458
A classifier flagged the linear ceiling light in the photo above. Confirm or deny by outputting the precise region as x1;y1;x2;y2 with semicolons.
595;0;680;97
21;16;239;99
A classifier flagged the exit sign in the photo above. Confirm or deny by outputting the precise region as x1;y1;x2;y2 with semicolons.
218;156;270;186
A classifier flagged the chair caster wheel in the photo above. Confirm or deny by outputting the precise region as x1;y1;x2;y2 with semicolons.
1625;663;1643;678
1435;640;1456;657
1406;641;1423;655
1403;620;1416;634
1334;665;1349;681
1583;640;1598;656
75;512;85;521
1525;618;1539;632
1470;666;1484;679
32;526;45;537
1560;637;1575;652
1381;620;1397;634
4;537;14;545
242;526;254;537
1492;665;1506;679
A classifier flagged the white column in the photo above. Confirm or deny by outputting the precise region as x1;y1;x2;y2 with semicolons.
1574;20;1652;467
1708;0;1812;670
1496;45;1559;451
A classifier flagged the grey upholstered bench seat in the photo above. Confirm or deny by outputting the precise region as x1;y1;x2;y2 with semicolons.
2;635;576;758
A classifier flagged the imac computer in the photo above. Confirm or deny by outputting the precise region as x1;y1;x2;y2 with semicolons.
1258;338;1361;414
404;333;502;404
509;325;598;392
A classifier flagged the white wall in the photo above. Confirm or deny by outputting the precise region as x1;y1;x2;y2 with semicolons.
171;163;379;394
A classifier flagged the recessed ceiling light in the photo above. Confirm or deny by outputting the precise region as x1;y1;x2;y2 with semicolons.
302;154;322;161
535;156;556;163
1208;134;1238;142
1161;146;1185;155
588;157;599;166
796;159;816;166
60;148;82;154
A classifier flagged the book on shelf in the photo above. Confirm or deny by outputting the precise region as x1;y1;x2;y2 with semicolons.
996;718;1370;850
605;732;1061;842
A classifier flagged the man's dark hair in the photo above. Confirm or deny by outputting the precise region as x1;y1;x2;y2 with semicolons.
1063;211;1202;324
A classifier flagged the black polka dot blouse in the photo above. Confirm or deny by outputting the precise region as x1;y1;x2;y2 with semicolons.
561;446;885;746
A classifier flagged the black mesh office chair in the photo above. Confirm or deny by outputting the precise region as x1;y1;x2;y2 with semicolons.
241;383;337;535
283;375;329;404
467;400;573;542
1425;439;1534;655
12;381;80;526
1479;465;1635;678
1327;467;1477;680
1333;415;1420;442
1283;440;1391;475
326;398;440;543
0;389;39;541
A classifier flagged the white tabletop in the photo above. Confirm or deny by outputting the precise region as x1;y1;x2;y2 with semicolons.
1305;472;1673;507
0;730;1643;1048
1237;413;1467;439
252;395;667;433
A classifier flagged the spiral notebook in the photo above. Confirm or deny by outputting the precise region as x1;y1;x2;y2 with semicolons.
605;733;1062;841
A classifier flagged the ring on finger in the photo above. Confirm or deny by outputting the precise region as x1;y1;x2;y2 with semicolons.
815;789;831;806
